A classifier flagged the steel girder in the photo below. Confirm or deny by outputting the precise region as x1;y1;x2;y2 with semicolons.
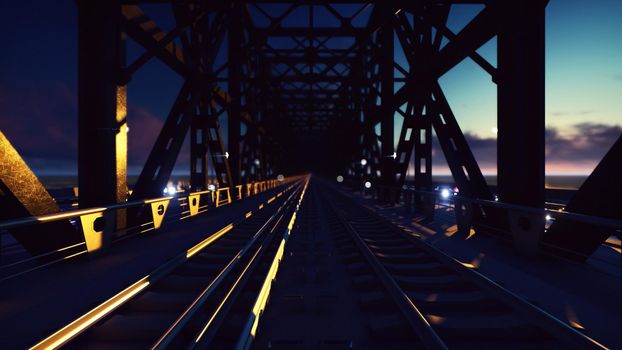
77;0;129;231
122;1;265;199
129;2;235;198
88;0;527;227
543;136;622;261
15;0;622;262
0;133;81;256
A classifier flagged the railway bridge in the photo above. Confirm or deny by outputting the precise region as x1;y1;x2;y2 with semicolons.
1;1;621;349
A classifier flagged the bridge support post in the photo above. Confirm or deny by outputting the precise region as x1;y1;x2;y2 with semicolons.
77;0;128;230
228;2;243;186
543;136;622;260
379;5;395;203
190;105;209;190
509;210;545;257
454;198;474;237
496;0;546;253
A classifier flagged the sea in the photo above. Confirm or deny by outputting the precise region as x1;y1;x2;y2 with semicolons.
39;175;587;191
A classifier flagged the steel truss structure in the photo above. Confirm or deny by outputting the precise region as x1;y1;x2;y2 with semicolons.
1;0;621;261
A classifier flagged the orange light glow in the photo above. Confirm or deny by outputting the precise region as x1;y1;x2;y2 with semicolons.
444;224;458;237
186;224;233;258
426;314;445;325
30;279;149;349
566;305;585;331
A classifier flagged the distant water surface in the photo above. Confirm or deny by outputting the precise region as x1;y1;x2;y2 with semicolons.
39;175;588;191
39;175;191;190
428;175;587;190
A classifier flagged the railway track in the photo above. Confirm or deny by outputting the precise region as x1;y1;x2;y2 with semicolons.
315;179;607;350
31;178;309;350
253;179;420;349
31;177;608;349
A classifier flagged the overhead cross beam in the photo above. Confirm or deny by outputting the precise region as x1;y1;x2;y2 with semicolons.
7;0;592;261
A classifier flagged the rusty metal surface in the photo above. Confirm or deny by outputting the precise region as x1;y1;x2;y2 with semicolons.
0;131;80;255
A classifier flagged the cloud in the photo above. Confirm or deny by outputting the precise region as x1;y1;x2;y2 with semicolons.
430;123;621;174
0;81;190;175
0;81;77;172
127;105;191;175
546;122;622;162
549;110;593;117
127;106;164;166
1;81;619;176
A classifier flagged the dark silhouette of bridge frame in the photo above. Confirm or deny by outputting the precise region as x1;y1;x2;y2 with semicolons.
1;0;621;261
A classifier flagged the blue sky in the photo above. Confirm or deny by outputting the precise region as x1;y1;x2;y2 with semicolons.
0;1;620;176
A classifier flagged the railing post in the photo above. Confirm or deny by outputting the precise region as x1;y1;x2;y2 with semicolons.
149;199;170;229
404;189;412;213
508;210;544;257
188;193;201;216
80;210;115;254
454;198;474;237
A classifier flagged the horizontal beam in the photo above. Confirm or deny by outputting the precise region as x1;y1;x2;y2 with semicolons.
254;27;365;37
268;57;357;64
245;0;488;3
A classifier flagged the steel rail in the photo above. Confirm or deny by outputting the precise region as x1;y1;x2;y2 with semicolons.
325;192;449;350
29;181;303;350
334;186;609;350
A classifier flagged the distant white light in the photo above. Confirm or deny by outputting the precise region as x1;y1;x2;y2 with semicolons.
277;174;284;181
364;181;371;189
225;151;229;159
441;188;450;199
491;126;498;134
254;159;261;166
126;126;130;133
163;187;168;194
391;152;397;159
336;175;344;183
494;195;499;202
545;214;552;221
165;185;176;195
360;159;368;166
207;184;216;191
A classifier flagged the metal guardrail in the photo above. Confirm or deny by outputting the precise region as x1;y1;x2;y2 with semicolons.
0;178;290;230
402;188;622;229
29;179;306;350
0;177;303;281
357;182;622;258
0;197;172;231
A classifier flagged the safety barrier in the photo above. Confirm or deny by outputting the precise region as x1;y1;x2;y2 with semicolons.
0;176;304;281
355;182;622;259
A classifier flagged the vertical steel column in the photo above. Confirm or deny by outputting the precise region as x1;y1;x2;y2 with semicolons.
496;0;546;208
227;3;243;185
414;22;433;198
414;112;433;187
188;9;210;191
190;102;209;190
379;6;395;196
77;0;128;218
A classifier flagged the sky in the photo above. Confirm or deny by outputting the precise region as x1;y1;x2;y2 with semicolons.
0;0;621;177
